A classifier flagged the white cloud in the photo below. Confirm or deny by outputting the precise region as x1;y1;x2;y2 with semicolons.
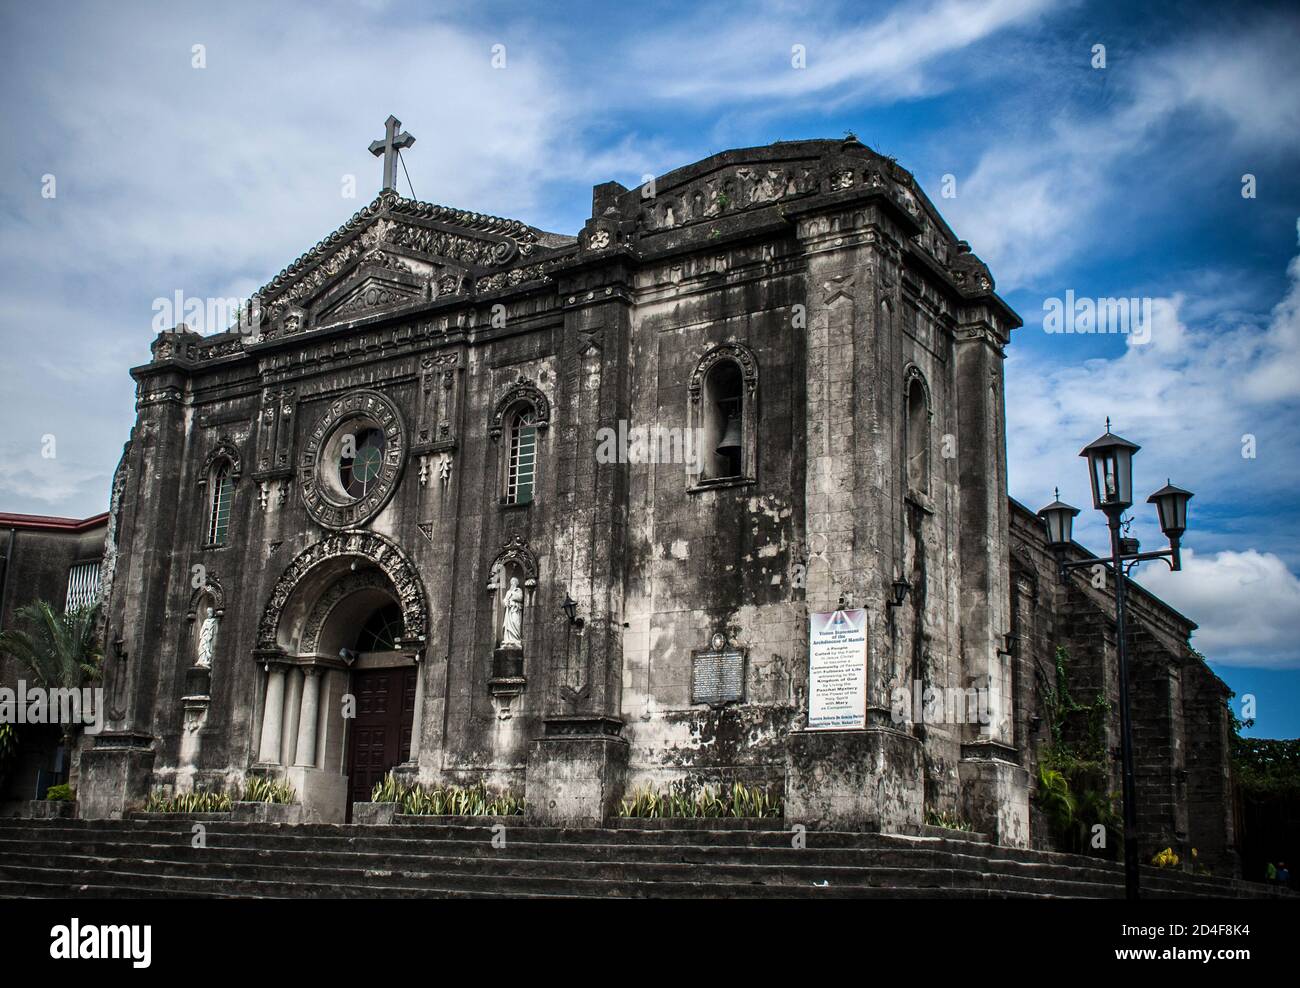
1009;221;1300;506
1137;549;1300;668
942;14;1300;288
1007;226;1300;668
621;0;1052;107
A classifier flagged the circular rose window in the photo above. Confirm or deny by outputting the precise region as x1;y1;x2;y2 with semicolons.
299;390;407;529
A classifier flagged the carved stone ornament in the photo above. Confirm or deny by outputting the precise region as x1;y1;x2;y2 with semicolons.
488;376;550;444
256;530;427;650
198;439;242;488
298;389;408;529
299;569;395;654
687;342;759;405
485;535;539;595
186;576;227;621
254;191;546;315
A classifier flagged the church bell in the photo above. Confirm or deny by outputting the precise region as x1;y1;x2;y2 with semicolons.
716;412;743;455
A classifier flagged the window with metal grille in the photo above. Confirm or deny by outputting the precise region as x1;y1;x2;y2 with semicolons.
65;561;101;612
505;410;537;505
207;463;233;545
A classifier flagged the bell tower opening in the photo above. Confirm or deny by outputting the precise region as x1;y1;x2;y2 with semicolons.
703;359;744;479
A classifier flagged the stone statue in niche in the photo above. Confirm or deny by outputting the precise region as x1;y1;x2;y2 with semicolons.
196;607;219;669
500;577;524;649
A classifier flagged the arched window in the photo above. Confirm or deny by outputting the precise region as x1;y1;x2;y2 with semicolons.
355;601;403;652
490;377;549;506
206;461;234;545
905;370;930;495
688;343;758;488
503;405;538;505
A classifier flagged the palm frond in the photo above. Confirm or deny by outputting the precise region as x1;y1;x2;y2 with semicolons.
0;600;103;691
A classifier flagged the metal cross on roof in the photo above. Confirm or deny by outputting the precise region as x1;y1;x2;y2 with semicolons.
369;115;416;194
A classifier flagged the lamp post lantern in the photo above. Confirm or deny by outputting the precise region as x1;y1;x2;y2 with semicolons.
1080;419;1140;513
1038;422;1192;901
1038;488;1080;549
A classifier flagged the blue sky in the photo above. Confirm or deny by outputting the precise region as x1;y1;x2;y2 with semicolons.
1;0;1298;734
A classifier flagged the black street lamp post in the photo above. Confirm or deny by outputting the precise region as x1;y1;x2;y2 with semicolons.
1037;420;1193;901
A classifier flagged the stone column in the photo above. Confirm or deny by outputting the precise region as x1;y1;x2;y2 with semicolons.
524;247;633;826
258;665;287;765
294;667;321;769
280;667;303;768
407;660;425;763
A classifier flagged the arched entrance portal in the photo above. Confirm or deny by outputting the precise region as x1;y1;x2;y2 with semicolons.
328;595;418;810
253;532;429;823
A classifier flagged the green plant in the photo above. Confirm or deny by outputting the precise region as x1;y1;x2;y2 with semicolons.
45;783;74;802
1036;764;1077;836
616;780;782;819
0;723;17;789
925;806;974;832
143;788;233;813
1035;646;1121;855
240;776;296;804
369;773;525;816
371;771;404;804
0;601;102;693
0;601;102;794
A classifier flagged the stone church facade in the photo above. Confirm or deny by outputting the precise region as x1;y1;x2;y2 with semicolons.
76;137;1237;870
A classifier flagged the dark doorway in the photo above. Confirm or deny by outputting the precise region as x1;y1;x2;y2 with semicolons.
344;665;417;809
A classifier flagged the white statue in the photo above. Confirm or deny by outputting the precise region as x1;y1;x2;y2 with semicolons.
196;607;219;669
500;577;524;650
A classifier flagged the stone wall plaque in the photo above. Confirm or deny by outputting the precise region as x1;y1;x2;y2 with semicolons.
691;640;745;708
807;608;867;730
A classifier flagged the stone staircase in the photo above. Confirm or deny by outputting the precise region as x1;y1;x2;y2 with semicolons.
0;817;1287;898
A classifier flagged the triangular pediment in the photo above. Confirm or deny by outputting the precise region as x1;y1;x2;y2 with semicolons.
315;267;429;326
253;191;574;337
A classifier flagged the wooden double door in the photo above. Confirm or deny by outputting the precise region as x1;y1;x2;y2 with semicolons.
345;665;418;808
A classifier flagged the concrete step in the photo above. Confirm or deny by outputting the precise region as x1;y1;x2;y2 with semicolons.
0;818;1275;899
0;817;1128;869
0;835;1128;888
0;861;1066;899
0;846;1126;897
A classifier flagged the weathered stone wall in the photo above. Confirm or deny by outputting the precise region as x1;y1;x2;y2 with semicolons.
1008;501;1238;873
70;138;1235;862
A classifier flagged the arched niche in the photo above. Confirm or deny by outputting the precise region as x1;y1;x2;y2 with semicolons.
903;364;932;496
186;574;226;669
687;342;759;486
485;535;538;650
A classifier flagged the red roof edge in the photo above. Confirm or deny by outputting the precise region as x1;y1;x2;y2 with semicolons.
0;511;110;533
